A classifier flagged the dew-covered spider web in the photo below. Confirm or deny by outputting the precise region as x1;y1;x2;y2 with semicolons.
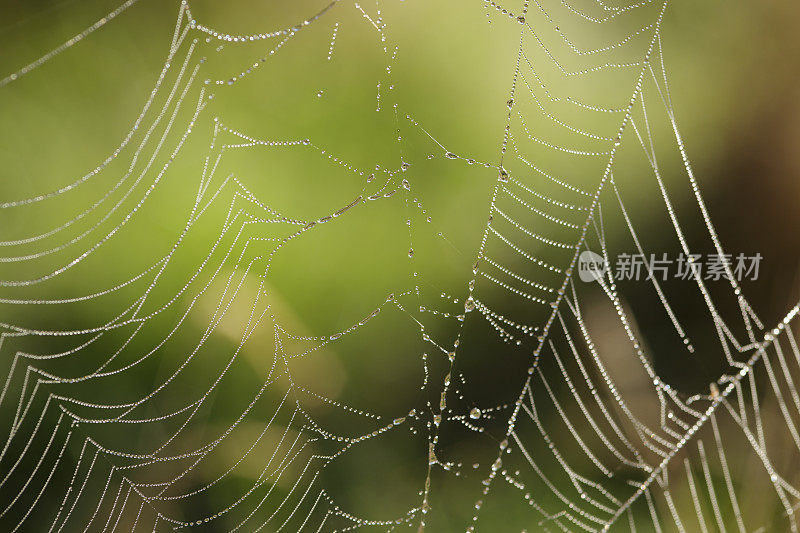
1;0;799;531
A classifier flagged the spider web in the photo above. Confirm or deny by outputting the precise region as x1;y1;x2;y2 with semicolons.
0;0;798;531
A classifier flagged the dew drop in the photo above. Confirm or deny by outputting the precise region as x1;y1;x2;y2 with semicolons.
470;407;481;420
465;297;476;312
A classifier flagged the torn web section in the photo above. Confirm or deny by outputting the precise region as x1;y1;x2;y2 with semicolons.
192;2;473;527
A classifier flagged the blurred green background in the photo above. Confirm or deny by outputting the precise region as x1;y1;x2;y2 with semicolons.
0;0;799;531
